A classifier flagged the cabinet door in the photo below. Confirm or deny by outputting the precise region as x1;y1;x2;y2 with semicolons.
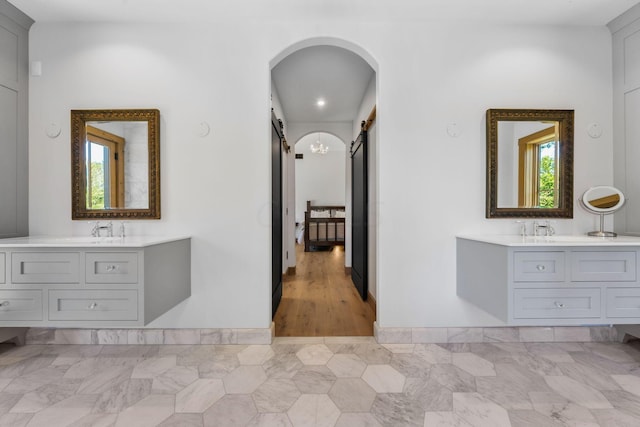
613;16;640;233
571;251;636;282
0;290;42;321
86;252;138;284
12;252;80;283
0;253;5;283
49;289;138;321
513;252;565;282
513;288;600;319
0;12;29;239
606;288;640;318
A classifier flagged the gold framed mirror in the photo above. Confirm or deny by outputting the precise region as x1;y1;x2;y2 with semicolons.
71;109;160;219
486;109;574;218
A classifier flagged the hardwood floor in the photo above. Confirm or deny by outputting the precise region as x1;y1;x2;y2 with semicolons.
274;244;375;337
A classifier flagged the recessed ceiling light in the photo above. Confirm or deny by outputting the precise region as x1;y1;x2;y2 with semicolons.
316;99;326;107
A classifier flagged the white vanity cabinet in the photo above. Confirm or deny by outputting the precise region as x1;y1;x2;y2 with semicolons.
0;237;190;327
457;236;640;326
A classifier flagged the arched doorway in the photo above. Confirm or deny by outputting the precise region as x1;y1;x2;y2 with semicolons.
294;132;346;229
270;38;378;335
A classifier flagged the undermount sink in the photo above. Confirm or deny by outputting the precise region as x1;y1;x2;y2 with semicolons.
60;236;124;243
26;236;124;244
522;235;615;243
456;234;640;247
0;235;190;248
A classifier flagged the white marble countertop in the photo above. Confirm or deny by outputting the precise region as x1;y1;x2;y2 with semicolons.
456;234;640;247
0;235;190;248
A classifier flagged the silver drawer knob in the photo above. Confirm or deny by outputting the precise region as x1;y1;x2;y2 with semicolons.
536;264;546;271
554;301;565;308
0;301;9;307
105;265;118;272
88;302;98;310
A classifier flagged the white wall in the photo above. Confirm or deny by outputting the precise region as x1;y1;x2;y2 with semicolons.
295;133;346;222
27;19;614;329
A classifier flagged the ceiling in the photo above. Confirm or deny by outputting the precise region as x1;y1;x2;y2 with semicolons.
296;133;346;154
272;46;374;123
9;0;639;127
8;0;639;25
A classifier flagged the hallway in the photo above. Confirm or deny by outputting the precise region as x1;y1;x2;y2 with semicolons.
274;245;375;337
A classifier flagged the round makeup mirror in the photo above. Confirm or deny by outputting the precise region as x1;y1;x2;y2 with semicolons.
580;186;625;237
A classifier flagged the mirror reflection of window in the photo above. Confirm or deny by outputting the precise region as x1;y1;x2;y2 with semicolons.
85;125;125;210
86;142;109;209
517;123;559;208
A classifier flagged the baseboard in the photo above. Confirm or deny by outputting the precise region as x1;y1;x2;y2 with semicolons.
367;291;376;317
25;324;275;345
22;323;620;345
374;322;619;344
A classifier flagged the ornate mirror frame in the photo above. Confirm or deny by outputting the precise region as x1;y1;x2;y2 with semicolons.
71;109;161;219
486;108;574;219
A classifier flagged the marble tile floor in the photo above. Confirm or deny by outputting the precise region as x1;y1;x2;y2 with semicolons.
2;337;640;426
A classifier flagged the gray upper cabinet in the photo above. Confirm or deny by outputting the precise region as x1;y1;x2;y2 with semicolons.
0;1;32;238
611;4;640;235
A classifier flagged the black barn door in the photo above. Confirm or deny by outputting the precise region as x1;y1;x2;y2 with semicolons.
350;127;368;300
271;112;283;318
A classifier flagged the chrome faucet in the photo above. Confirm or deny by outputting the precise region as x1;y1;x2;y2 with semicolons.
118;222;127;238
515;221;528;237
91;221;113;237
533;220;555;237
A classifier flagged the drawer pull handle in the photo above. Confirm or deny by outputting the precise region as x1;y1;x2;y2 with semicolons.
0;301;9;307
536;265;546;271
105;265;118;272
88;302;98;310
554;302;565;309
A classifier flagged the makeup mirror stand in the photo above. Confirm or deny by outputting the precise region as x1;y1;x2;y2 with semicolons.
579;185;625;237
588;213;616;237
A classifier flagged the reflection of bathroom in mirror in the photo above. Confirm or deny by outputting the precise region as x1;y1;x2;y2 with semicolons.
580;186;625;237
497;121;559;208
85;121;149;210
71;109;160;220
486;109;574;218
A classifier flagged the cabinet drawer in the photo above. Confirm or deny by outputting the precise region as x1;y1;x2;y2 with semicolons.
513;288;600;319
0;290;43;321
49;290;138;321
606;288;640;318
0;253;4;284
86;253;138;284
571;251;636;282
12;252;80;283
514;252;565;282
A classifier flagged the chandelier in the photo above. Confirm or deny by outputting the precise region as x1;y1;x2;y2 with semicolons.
310;134;329;155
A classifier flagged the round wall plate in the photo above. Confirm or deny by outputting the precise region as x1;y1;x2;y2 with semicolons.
446;123;461;138
198;122;210;137
45;123;61;138
587;123;603;138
